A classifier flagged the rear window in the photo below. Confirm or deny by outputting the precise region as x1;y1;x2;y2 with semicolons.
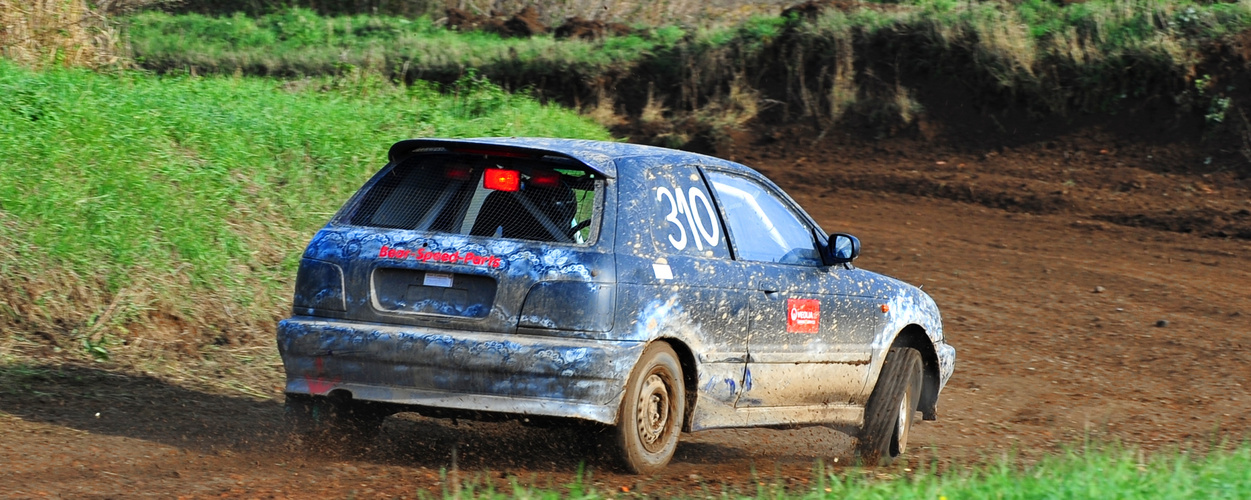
346;153;603;245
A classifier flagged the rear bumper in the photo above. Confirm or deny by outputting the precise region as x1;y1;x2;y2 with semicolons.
276;316;645;424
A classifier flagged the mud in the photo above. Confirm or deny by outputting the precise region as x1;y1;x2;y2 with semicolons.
447;6;635;40
554;17;634;40
445;6;548;38
2;130;1250;497
781;0;898;20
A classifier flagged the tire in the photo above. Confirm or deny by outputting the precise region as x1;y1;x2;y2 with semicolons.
611;342;685;474
285;394;387;453
855;347;923;466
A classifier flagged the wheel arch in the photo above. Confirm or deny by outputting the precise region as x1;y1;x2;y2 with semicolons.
655;337;699;432
889;325;941;420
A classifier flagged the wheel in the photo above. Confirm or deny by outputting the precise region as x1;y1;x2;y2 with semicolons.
855;347;923;466
284;394;387;453
611;342;684;474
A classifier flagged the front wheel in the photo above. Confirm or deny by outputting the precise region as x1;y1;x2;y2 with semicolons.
611;342;684;474
855;347;923;466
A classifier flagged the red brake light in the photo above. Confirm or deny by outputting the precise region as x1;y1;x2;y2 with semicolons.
529;171;561;188
484;168;520;192
445;165;474;180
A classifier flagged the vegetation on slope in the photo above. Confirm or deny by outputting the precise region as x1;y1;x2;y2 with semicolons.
125;1;1251;155
126;9;685;85
0;61;609;359
163;0;791;27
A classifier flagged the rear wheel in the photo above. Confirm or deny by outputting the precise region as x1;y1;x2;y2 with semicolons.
611;342;684;474
855;347;923;466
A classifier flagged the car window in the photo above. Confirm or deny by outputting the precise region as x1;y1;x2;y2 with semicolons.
646;166;730;259
705;171;821;266
347;154;601;245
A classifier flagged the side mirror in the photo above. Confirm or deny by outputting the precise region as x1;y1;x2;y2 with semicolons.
826;233;860;264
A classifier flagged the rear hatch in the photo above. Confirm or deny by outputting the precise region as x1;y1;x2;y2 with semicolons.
293;146;614;335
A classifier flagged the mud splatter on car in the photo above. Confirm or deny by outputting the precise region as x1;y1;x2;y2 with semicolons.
277;138;955;473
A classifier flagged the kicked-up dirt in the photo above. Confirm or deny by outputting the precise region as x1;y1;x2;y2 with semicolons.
1;129;1250;498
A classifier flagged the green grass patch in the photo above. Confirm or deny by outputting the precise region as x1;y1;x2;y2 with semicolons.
0;60;609;347
464;444;1251;498
125;9;681;82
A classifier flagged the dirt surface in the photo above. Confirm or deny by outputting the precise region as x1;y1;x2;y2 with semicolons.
2;130;1251;498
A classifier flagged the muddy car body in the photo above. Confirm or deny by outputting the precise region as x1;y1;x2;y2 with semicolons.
277;138;956;472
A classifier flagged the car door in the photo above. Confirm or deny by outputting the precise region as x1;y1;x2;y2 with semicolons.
612;160;753;410
703;170;882;408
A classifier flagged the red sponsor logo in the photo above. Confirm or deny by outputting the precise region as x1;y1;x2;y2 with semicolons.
378;246;502;268
787;298;820;334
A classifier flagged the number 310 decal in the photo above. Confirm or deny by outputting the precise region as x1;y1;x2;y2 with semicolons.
656;186;720;251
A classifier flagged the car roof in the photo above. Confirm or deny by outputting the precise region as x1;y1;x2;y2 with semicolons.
388;137;753;179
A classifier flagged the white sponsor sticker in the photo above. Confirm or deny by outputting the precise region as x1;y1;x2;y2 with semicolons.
423;272;454;288
652;263;673;280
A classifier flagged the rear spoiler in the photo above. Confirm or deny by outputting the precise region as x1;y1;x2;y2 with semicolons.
388;138;616;178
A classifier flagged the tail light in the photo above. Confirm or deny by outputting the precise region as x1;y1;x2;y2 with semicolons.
519;282;615;333
528;171;561;188
293;258;346;313
444;165;474;180
484;168;520;192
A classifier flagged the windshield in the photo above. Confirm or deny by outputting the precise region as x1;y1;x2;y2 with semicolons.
346;154;602;245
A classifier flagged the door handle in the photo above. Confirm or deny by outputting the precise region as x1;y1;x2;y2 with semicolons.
759;280;780;294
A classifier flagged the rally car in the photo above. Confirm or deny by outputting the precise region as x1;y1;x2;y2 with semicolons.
277;138;956;473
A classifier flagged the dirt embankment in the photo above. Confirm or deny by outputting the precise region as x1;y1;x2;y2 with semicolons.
445;6;634;39
2;124;1249;497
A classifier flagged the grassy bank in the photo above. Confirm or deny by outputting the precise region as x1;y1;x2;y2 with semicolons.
125;1;1251;150
126;9;685;90
162;0;789;27
487;444;1251;498
0;60;609;359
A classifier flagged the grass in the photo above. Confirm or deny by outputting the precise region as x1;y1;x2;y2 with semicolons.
0;0;121;68
429;443;1251;498
121;1;1251;140
166;0;791;27
0;59;610;356
125;9;686;85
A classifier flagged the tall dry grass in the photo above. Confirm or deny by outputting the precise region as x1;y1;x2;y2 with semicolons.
169;0;791;27
0;0;121;68
454;0;789;26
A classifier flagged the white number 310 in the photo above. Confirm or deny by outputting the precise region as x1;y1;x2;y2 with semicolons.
656;186;719;251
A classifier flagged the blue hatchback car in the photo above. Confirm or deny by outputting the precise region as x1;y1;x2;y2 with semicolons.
278;138;956;473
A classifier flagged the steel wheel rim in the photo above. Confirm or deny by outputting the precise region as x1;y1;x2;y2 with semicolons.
636;372;671;453
894;395;910;455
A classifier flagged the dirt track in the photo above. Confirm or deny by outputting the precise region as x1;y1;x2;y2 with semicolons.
2;132;1250;498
